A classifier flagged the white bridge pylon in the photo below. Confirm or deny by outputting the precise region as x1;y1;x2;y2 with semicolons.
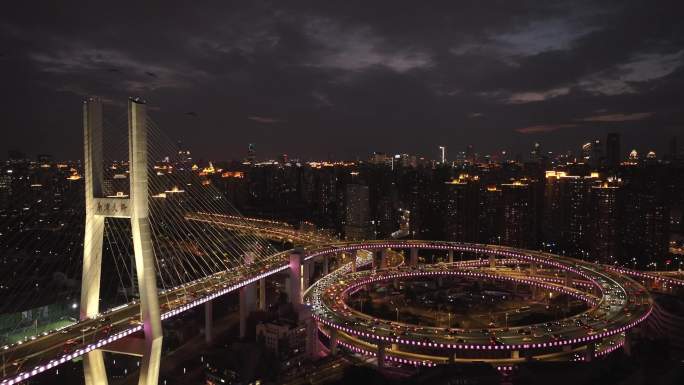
80;97;162;385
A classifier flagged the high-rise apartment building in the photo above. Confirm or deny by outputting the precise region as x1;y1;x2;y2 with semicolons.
344;184;371;240
443;175;480;242
480;186;503;244
622;171;670;267
544;172;598;257
501;181;534;248
589;181;621;263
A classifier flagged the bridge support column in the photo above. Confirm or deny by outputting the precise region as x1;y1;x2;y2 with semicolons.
530;263;537;275
300;307;317;359
289;251;302;306
585;342;596;362
83;350;108;385
302;260;311;292
204;300;213;344
352;250;358;273
240;253;257;339
448;249;454;263
129;99;163;385
259;278;266;310
323;255;330;276
78;98;164;385
410;247;418;267
489;254;496;269
330;328;338;356
81;97;109;385
524;347;535;361
239;285;256;338
623;332;632;356
377;342;387;368
511;350;520;359
284;277;291;301
380;248;389;269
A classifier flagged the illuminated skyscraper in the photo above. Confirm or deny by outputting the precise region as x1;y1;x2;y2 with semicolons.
581;140;603;168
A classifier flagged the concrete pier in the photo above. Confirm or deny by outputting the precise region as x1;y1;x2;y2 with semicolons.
204;300;213;344
289;251;302;306
410;247;418;267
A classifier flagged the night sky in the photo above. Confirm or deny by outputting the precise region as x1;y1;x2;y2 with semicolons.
1;1;683;161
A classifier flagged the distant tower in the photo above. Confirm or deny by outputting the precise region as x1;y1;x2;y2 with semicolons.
247;143;256;163
81;97;162;385
592;139;603;168
530;142;542;162
465;144;475;163
581;140;603;168
438;146;446;164
606;133;621;169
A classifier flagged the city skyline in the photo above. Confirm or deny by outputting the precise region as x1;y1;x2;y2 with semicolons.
2;1;684;160
3;128;680;166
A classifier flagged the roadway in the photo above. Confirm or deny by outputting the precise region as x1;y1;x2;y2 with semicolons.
185;212;337;245
302;241;653;364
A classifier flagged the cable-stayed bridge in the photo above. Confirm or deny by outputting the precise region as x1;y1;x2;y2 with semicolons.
0;97;682;385
0;97;338;385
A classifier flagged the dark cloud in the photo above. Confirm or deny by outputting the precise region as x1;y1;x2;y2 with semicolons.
248;116;284;124
516;124;579;134
1;0;683;160
578;112;653;123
